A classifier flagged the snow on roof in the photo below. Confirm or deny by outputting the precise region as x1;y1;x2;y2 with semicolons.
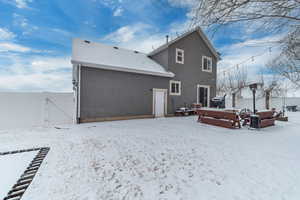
148;26;221;60
71;38;174;77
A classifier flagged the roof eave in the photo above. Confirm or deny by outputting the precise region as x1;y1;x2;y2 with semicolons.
148;44;169;57
71;60;175;78
196;29;221;61
148;27;221;61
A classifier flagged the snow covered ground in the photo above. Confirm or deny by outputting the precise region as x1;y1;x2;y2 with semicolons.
0;113;300;200
0;151;37;199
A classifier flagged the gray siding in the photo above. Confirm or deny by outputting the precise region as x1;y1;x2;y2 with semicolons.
80;66;170;119
150;48;168;70
152;31;217;113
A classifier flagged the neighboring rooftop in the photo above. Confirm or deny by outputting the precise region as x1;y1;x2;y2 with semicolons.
71;38;174;78
148;26;221;60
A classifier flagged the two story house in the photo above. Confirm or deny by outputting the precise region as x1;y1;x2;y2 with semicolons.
71;26;220;123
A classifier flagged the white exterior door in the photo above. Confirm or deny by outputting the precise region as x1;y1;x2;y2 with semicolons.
153;89;166;117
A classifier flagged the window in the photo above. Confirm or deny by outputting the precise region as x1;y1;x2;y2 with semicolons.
169;80;181;95
176;48;184;64
202;56;212;72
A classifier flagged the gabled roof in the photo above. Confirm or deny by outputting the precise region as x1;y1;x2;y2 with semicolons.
148;26;221;60
71;38;174;78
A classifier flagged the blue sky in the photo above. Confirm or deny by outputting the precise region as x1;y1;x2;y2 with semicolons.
0;0;284;92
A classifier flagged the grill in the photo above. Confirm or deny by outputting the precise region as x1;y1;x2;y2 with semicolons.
210;94;226;108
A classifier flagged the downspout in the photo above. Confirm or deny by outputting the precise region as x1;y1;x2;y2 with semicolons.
77;64;81;123
73;64;81;124
166;36;172;115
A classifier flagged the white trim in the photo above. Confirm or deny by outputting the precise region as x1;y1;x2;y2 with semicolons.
71;60;175;78
169;80;181;96
152;88;168;117
175;48;184;64
197;84;210;107
202;56;212;72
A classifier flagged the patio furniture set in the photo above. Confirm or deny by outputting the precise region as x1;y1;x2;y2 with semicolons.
196;108;276;129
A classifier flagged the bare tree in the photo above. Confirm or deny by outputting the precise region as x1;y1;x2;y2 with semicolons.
267;55;300;88
282;26;300;60
258;73;283;109
265;26;300;88
217;67;248;107
192;0;300;90
216;72;227;95
191;0;300;33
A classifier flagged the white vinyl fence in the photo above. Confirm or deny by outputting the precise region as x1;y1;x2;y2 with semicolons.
225;97;300;111
0;92;74;130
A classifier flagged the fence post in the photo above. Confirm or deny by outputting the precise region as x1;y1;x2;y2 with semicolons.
44;97;50;127
265;91;270;110
232;93;236;108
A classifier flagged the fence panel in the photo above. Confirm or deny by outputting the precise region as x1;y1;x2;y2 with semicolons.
0;92;74;130
225;97;300;111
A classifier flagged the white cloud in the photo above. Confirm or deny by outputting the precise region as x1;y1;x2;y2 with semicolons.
218;34;284;83
0;26;41;53
102;23;167;53
113;7;123;16
0;42;31;52
13;13;39;35
2;0;33;9
0;55;72;92
92;0;125;17
0;23;38;54
14;0;32;8
92;0;121;7
83;21;97;28
121;35;166;53
31;57;70;72
168;20;193;35
13;13;27;26
51;28;72;36
0;28;16;40
104;23;151;43
102;22;203;53
228;34;283;49
0;73;72;92
167;0;198;8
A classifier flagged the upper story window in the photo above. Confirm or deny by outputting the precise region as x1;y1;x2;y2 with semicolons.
202;56;212;72
176;48;184;64
169;80;181;96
